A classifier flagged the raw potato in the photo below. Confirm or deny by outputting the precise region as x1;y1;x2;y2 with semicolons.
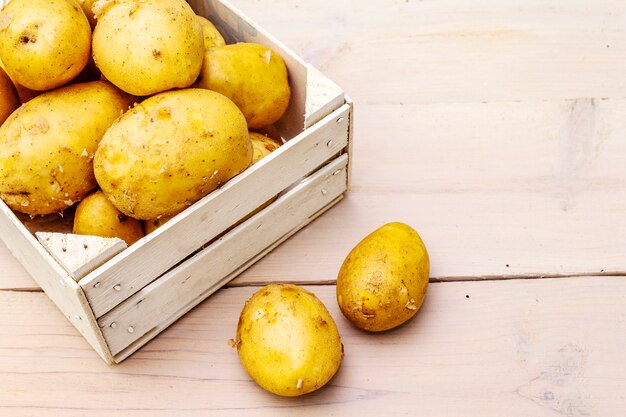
143;215;172;234
254;124;281;142
196;43;291;129
0;58;40;103
250;132;281;164
336;222;430;332
0;81;133;216
0;65;19;124
0;0;91;91
235;284;343;396
77;0;97;28
73;190;144;245
92;0;204;96
94;88;252;220
196;15;225;49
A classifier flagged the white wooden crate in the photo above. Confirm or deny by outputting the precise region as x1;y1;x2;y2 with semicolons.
0;0;353;364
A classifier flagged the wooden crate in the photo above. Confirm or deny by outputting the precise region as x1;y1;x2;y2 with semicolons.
0;0;353;364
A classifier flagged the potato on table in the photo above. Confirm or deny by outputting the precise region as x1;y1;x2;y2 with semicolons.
0;80;133;216
196;43;291;129
337;222;430;332
235;284;343;396
74;190;144;246
92;0;204;96
0;0;91;91
94;88;252;220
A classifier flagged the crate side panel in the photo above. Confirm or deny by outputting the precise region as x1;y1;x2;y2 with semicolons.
112;194;344;363
100;155;349;356
0;203;113;364
82;104;351;319
305;65;346;129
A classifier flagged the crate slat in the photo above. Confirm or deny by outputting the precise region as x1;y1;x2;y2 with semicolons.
99;155;348;356
0;203;114;364
81;104;351;319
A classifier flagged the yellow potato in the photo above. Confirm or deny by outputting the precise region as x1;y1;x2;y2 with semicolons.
0;0;91;91
0;56;40;103
73;190;144;245
0;65;19;124
235;284;343;396
77;0;97;28
0;81;133;216
143;215;173;234
196;15;225;49
336;222;430;332
254;124;282;142
92;0;204;96
196;43;291;129
94;88;252;220
250;132;281;164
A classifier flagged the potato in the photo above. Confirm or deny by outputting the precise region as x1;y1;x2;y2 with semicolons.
0;0;91;91
254;124;282;142
94;88;252;220
92;0;204;96
73;190;144;245
0;65;19;124
250;132;281;164
77;0;97;28
143;215;172;234
0;56;41;104
196;15;225;49
234;284;343;396
196;43;291;129
0;81;133;216
336;222;430;332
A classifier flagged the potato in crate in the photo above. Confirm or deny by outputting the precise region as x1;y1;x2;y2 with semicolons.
0;0;353;364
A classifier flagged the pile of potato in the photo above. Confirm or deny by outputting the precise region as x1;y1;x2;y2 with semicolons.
0;0;432;401
0;0;287;244
234;222;431;396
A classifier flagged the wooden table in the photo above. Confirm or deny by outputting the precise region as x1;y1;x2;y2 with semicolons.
2;1;625;415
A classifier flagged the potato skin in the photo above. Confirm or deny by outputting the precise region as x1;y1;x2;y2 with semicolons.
92;0;204;96
143;215;172;234
236;284;343;396
77;0;97;28
336;222;430;332
94;88;252;220
196;43;291;129
73;190;144;245
196;15;225;49
0;0;91;91
0;81;133;216
0;65;19;124
250;132;281;164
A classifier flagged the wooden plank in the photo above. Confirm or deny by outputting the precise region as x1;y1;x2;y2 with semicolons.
80;104;351;319
3;96;626;290
100;156;348;356
36;233;126;281
114;195;344;363
233;97;626;285
230;0;626;104
1;276;625;416
304;65;345;129
0;203;113;364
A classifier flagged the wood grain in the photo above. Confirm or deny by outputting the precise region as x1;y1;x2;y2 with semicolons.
3;0;626;291
226;0;626;105
4;97;626;290
1;277;625;416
